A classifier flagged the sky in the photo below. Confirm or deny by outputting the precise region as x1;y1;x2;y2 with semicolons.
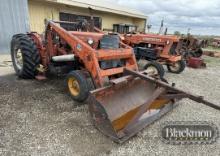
112;0;220;35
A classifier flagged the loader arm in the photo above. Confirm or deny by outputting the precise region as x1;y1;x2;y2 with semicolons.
45;20;104;87
124;68;220;110
44;20;137;87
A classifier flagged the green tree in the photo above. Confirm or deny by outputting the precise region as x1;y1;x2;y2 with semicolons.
174;31;181;36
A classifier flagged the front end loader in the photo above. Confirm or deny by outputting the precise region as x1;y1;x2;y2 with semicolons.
11;20;220;143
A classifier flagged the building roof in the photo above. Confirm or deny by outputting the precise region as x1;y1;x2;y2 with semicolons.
46;0;147;19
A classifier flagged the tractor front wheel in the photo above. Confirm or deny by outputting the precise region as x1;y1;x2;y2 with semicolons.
167;60;186;74
66;71;89;102
144;61;165;78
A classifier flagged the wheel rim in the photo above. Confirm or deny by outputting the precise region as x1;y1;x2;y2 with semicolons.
169;62;180;72
145;66;159;75
68;77;80;96
14;48;23;70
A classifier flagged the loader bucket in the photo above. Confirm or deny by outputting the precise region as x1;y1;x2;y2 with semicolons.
89;78;176;143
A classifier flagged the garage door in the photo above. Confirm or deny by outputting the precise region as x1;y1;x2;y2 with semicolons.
59;12;102;31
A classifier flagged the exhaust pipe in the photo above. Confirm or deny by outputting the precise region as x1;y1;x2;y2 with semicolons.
52;54;75;62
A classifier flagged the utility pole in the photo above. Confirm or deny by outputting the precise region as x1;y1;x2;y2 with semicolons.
158;19;164;34
187;28;191;35
147;24;152;33
164;28;168;35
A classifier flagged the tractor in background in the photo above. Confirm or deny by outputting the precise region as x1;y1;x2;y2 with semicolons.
123;33;185;77
176;35;207;68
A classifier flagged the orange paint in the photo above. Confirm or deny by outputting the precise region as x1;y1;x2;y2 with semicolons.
112;99;170;131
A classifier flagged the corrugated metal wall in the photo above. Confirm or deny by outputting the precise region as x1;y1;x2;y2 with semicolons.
0;0;29;54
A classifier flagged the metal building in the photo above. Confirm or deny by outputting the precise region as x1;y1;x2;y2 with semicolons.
0;0;30;53
0;0;147;54
28;0;147;33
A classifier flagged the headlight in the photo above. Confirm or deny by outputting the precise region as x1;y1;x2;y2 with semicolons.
120;36;125;40
166;40;170;45
87;38;94;45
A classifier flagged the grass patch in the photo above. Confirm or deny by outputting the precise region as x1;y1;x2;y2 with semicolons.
203;56;220;67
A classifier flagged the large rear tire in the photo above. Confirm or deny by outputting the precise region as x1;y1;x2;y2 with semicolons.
167;60;186;74
143;61;165;78
66;70;89;102
11;34;40;78
194;48;203;58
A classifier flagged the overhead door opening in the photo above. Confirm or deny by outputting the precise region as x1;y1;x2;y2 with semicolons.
59;12;102;31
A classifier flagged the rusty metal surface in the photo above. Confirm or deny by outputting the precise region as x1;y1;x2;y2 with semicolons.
177;35;207;58
123;33;182;63
89;95;118;140
89;75;173;143
90;68;219;143
87;68;219;142
89;85;177;143
91;79;156;121
123;87;166;132
187;57;206;68
118;102;178;143
124;68;220;110
203;50;220;58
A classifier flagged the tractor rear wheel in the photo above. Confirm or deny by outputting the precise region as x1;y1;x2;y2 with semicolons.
66;70;89;102
11;34;40;78
194;48;203;57
144;61;165;78
167;60;186;74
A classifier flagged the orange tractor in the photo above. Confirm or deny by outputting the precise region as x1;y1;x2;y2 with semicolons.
176;35;207;68
11;20;219;143
123;33;185;77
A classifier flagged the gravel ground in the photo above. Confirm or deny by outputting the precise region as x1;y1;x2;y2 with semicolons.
0;55;219;156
